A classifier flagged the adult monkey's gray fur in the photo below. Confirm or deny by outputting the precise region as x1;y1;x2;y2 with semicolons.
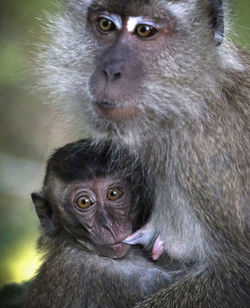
39;0;250;306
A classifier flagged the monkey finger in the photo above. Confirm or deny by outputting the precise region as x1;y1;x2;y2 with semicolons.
152;236;165;261
122;226;152;246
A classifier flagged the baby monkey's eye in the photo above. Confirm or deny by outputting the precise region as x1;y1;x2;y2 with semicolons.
106;187;123;201
97;17;116;33
76;195;94;209
135;24;158;38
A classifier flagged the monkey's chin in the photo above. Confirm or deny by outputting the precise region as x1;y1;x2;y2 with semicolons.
94;101;138;121
98;242;131;259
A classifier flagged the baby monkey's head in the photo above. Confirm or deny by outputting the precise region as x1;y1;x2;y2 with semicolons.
32;139;154;259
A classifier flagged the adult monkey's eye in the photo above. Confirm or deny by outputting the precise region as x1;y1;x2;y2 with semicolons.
76;195;94;209
97;17;116;33
106;187;123;201
135;24;158;38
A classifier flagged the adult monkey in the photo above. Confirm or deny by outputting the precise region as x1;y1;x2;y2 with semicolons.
39;0;250;307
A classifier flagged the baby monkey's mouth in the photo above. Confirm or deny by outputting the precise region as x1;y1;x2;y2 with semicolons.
101;242;130;259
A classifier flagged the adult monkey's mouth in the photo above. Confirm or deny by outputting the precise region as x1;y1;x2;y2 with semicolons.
95;101;116;108
93;100;138;121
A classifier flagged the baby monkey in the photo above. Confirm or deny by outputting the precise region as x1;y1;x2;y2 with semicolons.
24;140;175;308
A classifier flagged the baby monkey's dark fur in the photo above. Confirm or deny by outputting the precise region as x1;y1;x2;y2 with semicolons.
24;140;175;308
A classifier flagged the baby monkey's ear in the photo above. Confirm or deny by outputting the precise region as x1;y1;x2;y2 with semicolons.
31;192;55;237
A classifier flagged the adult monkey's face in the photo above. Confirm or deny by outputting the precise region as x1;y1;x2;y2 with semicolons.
87;2;175;122
82;0;224;134
42;0;224;140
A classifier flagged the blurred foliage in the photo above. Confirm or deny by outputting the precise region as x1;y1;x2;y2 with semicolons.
0;0;249;290
231;0;250;48
0;0;69;289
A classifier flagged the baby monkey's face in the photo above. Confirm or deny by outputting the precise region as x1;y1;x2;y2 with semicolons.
67;176;133;259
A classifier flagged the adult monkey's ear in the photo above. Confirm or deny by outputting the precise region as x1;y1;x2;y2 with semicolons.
209;0;224;45
31;192;55;237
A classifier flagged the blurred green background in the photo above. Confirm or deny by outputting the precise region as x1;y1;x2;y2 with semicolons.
0;0;249;288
